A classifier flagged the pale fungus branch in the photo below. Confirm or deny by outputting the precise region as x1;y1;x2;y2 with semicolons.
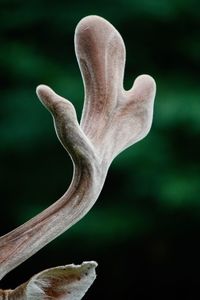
0;262;97;299
0;15;156;299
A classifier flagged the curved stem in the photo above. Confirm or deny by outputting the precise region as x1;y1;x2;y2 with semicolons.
0;152;105;281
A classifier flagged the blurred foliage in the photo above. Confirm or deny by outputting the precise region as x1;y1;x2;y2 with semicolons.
0;0;200;298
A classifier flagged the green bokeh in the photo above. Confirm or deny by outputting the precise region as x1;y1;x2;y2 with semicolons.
0;0;200;298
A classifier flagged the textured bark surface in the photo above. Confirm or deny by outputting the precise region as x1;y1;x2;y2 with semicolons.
0;262;97;299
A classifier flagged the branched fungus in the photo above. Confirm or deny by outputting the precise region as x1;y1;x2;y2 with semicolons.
0;15;156;299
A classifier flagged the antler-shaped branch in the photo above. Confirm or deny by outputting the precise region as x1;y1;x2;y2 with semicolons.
0;15;156;294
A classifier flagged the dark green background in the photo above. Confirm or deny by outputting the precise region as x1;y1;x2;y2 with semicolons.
0;0;200;298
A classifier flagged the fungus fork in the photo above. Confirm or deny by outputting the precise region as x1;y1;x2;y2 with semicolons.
0;15;156;299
